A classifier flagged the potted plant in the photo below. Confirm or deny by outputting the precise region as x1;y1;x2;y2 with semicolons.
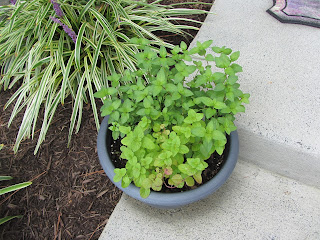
95;39;250;208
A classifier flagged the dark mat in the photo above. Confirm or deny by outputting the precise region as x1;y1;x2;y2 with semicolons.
267;0;320;28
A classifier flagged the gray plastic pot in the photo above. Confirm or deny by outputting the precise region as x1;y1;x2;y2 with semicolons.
97;116;239;209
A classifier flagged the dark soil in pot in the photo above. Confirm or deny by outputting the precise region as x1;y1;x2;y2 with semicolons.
107;129;230;193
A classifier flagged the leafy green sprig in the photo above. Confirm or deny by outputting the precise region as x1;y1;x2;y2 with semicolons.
95;39;249;198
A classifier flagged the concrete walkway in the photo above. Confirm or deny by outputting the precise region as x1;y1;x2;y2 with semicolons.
100;0;320;239
100;160;320;240
192;0;320;188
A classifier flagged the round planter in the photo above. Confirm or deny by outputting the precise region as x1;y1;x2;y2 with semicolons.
97;116;239;209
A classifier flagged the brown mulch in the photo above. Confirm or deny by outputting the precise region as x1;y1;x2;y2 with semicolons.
0;1;213;240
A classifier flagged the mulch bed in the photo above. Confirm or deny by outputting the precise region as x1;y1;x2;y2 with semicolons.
0;1;213;239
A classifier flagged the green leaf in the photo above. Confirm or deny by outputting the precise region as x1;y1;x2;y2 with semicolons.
185;177;195;187
231;63;243;73
121;176;131;188
93;88;108;98
120;99;134;113
222;48;232;55
120;146;134;160
199;97;214;106
205;108;216;118
180;41;187;50
178;164;194;175
140;187;151;198
143;98;152;108
183;89;194;97
187;158;200;168
101;105;113;117
200;139;213;158
75;23;86;70
171;174;183;185
189;47;199;54
226;92;235;101
171;45;180;55
112;99;121;109
192;171;202;184
134;90;146;103
159;46;167;58
206;120;216;133
216;146;225;155
225;67;235;76
0;176;13;181
121;133;134;146
171;92;181;101
230;51;240;61
109;111;120;122
0;215;23;225
179;145;189;154
0;182;32;196
113;168;126;182
191;127;206;137
184;55;192;61
165;83;177;92
156;68;166;85
184;109;204;124
212;72;226;82
215;54;231;68
202;40;213;48
212;46;222;53
120;113;130;124
119;126;131;134
214;101;227;109
241;93;250;104
235;105;246;113
152;86;162;96
212;130;226;141
106;87;118;96
152;177;163;188
136;109;146;116
227;76;238;85
164;96;173;107
205;54;215;61
186;65;197;74
142;136;156;150
214;83;225;92
133;164;142;178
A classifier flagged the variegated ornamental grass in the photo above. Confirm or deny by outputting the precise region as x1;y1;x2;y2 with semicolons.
0;0;207;153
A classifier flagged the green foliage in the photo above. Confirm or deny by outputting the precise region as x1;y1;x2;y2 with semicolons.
95;39;250;198
0;158;32;225
0;177;31;225
0;181;32;196
0;0;207;154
